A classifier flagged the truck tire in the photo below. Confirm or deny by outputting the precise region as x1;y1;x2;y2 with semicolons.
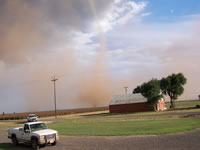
11;135;18;145
51;140;56;146
32;139;39;150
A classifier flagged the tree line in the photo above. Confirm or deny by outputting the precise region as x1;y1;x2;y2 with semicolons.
133;73;187;109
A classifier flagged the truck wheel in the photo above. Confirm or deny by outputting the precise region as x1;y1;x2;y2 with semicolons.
32;139;39;150
11;136;18;145
51;141;56;146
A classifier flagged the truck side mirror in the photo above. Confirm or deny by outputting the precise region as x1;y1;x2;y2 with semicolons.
24;129;30;133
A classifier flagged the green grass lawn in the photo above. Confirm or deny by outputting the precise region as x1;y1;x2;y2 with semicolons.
0;144;28;150
1;100;200;137
44;101;200;136
0;122;21;128
0;144;14;150
48;117;200;136
166;100;199;108
84;107;200;118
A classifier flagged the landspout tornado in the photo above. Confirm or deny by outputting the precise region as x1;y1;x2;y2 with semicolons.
77;0;112;107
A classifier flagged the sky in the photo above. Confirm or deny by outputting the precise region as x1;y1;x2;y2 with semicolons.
0;0;200;113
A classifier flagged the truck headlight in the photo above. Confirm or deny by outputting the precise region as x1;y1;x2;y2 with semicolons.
40;135;45;140
56;133;59;140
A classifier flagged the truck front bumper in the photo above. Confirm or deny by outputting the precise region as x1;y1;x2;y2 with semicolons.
39;134;59;145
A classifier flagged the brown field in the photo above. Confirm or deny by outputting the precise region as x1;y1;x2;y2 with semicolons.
0;106;108;120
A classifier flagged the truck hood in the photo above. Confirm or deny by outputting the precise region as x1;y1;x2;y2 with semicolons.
32;129;57;136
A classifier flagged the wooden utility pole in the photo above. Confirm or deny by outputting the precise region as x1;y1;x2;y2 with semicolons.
51;76;58;118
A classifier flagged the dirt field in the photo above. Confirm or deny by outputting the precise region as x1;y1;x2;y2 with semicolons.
0;107;108;120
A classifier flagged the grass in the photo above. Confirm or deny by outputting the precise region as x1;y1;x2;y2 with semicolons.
1;117;200;149
0;122;21;128
84;107;200;118
48;117;200;136
0;144;29;150
0;144;14;150
1;100;200;137
46;100;200;136
165;100;199;108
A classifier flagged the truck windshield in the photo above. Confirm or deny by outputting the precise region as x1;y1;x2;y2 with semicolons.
29;115;37;117
30;123;47;132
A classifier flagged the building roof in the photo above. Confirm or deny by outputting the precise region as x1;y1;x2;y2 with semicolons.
110;93;148;105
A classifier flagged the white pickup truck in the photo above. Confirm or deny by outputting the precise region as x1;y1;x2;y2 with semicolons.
8;121;59;150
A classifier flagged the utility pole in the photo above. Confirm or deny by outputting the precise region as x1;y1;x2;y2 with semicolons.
124;86;128;95
51;76;58;118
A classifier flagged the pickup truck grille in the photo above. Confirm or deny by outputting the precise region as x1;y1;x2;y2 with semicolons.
46;134;55;139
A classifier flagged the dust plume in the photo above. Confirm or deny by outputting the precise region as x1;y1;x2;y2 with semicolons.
0;0;115;112
163;20;200;100
139;19;200;100
0;0;78;112
77;0;113;107
21;48;78;112
0;0;47;63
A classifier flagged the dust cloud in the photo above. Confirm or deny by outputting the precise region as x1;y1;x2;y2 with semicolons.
0;0;47;63
163;20;200;100
77;0;113;107
0;0;116;112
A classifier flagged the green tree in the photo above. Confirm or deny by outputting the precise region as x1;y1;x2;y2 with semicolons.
133;79;162;110
133;85;141;94
160;73;187;108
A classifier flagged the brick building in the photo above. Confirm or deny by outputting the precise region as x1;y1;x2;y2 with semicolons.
109;93;165;113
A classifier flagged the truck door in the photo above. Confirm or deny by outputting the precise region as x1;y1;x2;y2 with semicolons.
21;124;31;142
